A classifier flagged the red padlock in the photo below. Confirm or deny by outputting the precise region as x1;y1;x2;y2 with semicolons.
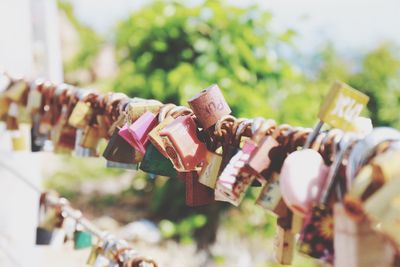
188;84;231;129
159;115;207;172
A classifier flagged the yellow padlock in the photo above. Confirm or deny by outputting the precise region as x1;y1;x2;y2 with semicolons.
318;81;369;131
148;115;175;158
4;80;28;103
11;132;27;151
198;150;223;189
126;101;162;122
68;101;93;129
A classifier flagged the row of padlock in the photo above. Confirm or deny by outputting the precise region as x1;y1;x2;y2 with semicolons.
36;191;157;267
1;71;400;266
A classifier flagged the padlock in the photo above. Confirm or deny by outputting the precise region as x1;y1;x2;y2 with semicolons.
184;171;215;206
73;229;92;249
274;212;295;265
139;143;177;178
74;129;97;157
256;172;287;217
215;139;257;206
116;125;145;162
11;130;27;151
96;114;110;139
318;81;369;131
6;102;19;130
148;105;191;158
334;203;397;267
36;226;54;245
127;111;158;154
36;193;64;245
31;113;47;152
103;129;141;165
280;131;329;216
247;135;279;176
188;84;231;129
54;125;77;153
80;124;100;150
159;115;207;172
198;150;223;189
26;80;43;112
234;117;276;185
126;101;162;122
4;79;29;104
68;100;93;129
148;116;175;158
280;147;329;215
87;243;103;265
346;127;400;189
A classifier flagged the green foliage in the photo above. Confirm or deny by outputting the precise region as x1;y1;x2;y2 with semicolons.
114;0;299;119
159;214;207;244
348;43;400;128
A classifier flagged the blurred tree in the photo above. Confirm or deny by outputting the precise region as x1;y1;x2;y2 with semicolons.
348;43;400;128
58;1;102;83
114;0;300;119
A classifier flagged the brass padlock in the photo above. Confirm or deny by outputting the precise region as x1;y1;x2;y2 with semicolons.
126;101;163;122
86;243;103;265
148;115;175;158
68;92;94;128
80;124;100;150
11;131;27;151
74;129;97;157
4;79;29;104
198;150;223;189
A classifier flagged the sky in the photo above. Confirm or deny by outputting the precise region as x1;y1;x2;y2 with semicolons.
67;0;400;54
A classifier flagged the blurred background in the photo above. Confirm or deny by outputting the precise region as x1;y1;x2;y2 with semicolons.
0;0;399;266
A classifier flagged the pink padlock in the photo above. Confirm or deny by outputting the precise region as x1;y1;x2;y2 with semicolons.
127;111;158;154
280;149;329;216
118;123;136;147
